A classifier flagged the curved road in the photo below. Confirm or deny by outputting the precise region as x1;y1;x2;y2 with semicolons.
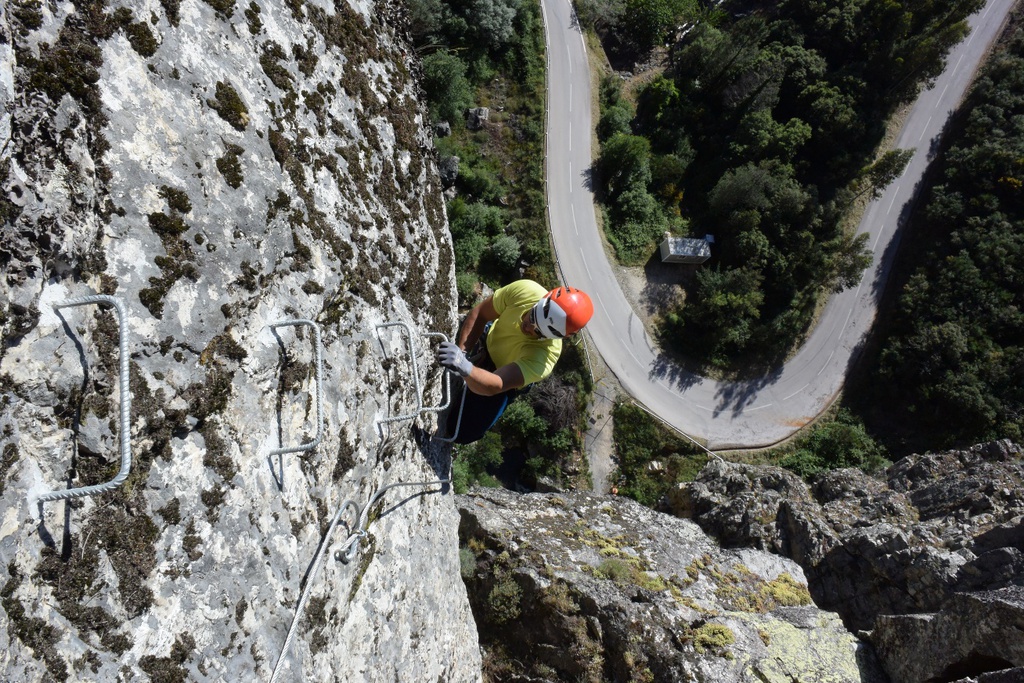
540;0;1015;450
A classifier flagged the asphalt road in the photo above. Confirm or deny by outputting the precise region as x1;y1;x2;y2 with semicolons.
541;0;1015;450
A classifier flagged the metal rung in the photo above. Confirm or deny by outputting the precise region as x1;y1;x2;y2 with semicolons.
269;320;323;456
434;383;467;443
37;295;132;504
375;322;452;425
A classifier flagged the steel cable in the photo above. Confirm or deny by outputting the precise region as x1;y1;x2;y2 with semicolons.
269;475;450;681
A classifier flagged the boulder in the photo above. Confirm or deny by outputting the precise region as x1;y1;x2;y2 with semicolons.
871;587;1024;683
669;441;1024;632
439;155;460;188
457;488;885;683
467;107;490;130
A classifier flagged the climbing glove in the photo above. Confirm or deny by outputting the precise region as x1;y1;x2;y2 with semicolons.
438;341;473;377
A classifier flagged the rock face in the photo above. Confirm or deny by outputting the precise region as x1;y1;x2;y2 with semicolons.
667;440;1024;682
0;0;480;681
871;587;1024;683
457;488;885;683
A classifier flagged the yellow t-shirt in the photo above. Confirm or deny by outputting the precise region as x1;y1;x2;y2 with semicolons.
487;280;562;386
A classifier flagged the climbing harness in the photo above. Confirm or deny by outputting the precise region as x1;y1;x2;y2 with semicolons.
268;319;324;456
36;295;132;504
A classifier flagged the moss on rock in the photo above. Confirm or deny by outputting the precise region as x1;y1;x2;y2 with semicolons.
208;81;249;131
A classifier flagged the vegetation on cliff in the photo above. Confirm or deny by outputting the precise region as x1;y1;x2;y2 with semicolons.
410;0;593;487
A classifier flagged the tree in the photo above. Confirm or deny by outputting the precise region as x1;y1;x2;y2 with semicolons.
450;202;508;238
678;266;765;364
608;187;668;263
469;0;519;48
622;0;699;53
650;152;690;207
421;50;473;124
729;109;812;164
501;400;547;442
598;102;634;141
636;75;679;130
454;232;488;270
821;231;872;292
488;234;521;273
600;133;652;199
573;0;625;32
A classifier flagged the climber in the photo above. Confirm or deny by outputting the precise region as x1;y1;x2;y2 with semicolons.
437;279;594;444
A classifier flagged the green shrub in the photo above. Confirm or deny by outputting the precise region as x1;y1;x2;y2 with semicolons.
460;547;477;578
452;432;504;493
488;234;521;273
598;102;634;141
456;272;479;307
421;50;473;124
692;623;734;655
487;576;522;624
778;409;889;478
454;232;488;271
208;81;248;131
613;402;706;507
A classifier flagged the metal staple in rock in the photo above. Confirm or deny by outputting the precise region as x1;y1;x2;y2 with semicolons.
269;319;324;456
37;295;133;503
375;322;452;425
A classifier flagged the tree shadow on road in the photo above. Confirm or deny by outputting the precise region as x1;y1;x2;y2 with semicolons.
710;367;784;418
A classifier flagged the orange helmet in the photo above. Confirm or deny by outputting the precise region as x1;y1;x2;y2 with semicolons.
531;286;594;339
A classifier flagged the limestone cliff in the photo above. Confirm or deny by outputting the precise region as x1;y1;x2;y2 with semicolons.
5;0;1021;681
0;0;480;680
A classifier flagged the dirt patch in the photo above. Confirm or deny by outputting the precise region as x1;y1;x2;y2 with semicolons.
609;257;690;332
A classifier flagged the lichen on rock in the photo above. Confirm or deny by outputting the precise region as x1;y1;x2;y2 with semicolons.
457;488;883;682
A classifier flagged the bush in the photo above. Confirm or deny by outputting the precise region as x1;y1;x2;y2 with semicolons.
778;409;890;478
612;402;705;506
487;576;522;624
456;272;480;307
607;187;668;263
598;102;634;141
454;232;488;271
488;234;521;273
501;400;547;442
421;50;473;124
453;432;504;493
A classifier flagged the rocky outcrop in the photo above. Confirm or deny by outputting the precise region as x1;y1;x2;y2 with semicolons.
457;488;886;683
0;0;480;680
667;440;1024;682
871;587;1024;683
668;441;1024;628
